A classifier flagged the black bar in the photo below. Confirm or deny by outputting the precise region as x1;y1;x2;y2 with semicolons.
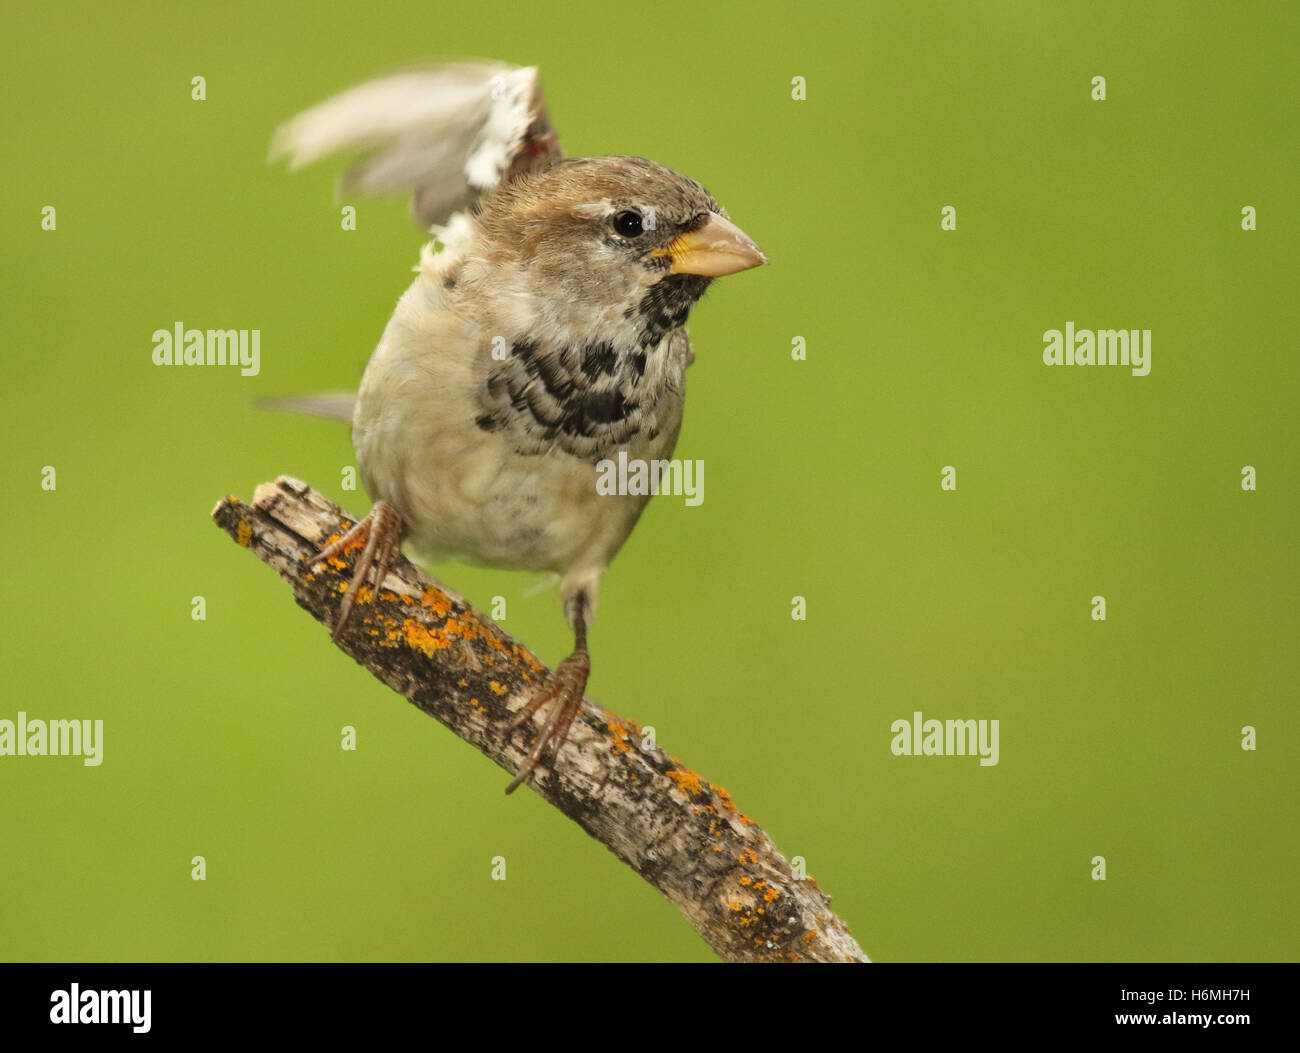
0;962;1288;1040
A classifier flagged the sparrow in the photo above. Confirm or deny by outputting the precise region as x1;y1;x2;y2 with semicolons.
269;62;766;793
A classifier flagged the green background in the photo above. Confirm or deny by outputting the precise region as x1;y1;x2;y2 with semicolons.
2;0;1296;962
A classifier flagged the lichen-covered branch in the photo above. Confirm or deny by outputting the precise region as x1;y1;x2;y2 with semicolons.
212;476;869;963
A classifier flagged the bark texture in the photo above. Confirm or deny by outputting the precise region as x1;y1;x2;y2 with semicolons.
212;475;868;963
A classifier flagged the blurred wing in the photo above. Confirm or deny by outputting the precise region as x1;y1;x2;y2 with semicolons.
269;62;562;229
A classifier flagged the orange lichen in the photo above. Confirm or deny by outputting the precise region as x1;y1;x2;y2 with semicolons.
513;646;547;673
739;876;752;886
340;584;375;605
738;849;758;865
402;618;451;656
236;518;253;548
804;930;819;944
421;590;453;617
604;718;633;754
489;681;507;696
666;769;704;795
713;784;757;825
480;629;508;653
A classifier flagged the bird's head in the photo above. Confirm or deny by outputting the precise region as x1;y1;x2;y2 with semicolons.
471;155;766;348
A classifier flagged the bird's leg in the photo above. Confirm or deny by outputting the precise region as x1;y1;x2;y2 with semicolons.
504;590;591;794
309;500;403;641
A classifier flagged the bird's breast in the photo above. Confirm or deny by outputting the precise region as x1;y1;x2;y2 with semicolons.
351;279;690;574
472;332;686;463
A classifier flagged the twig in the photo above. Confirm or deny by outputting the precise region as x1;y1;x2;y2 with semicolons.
212;475;869;963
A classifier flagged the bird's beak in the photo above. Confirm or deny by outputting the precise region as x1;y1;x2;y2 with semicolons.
655;212;767;277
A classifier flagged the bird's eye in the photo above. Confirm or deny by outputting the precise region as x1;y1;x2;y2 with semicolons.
613;210;644;237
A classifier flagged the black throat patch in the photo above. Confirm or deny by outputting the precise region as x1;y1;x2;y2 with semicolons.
628;274;711;349
475;336;679;461
473;274;703;461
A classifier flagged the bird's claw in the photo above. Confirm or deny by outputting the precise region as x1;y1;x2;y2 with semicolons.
504;648;590;794
310;500;402;641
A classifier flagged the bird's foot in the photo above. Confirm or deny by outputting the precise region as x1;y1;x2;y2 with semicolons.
310;500;403;641
504;647;590;794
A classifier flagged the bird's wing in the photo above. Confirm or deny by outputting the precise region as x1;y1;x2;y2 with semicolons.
269;62;562;229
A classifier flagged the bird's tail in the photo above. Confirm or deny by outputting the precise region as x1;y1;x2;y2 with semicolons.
256;392;357;423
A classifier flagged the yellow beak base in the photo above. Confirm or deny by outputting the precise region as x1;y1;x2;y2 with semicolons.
655;212;767;277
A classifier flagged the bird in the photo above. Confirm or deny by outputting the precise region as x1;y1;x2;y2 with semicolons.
268;62;766;793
